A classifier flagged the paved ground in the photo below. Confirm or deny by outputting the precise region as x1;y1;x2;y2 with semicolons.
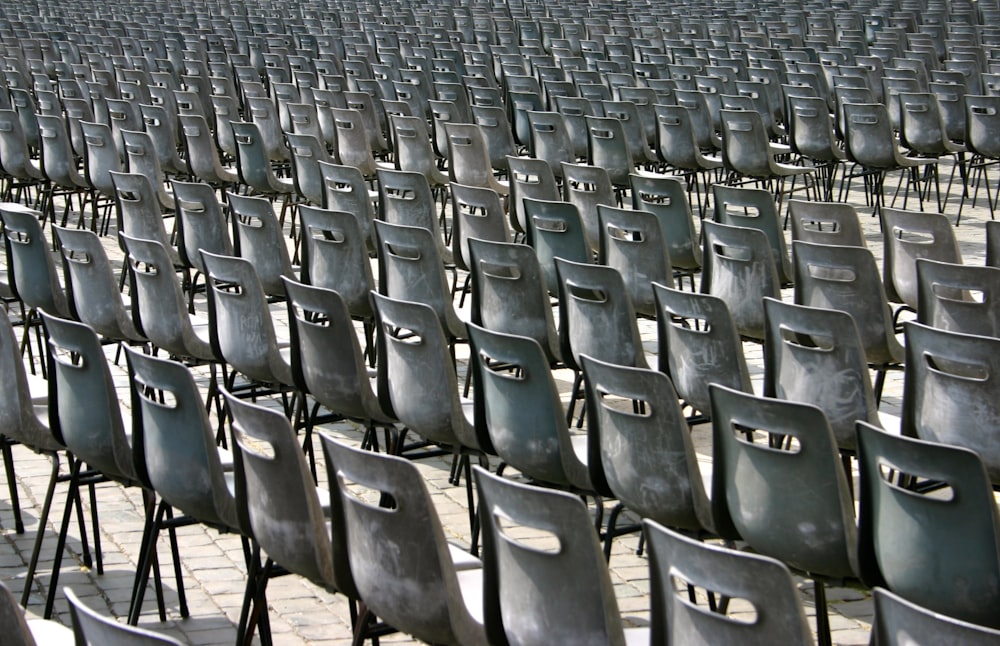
0;160;992;644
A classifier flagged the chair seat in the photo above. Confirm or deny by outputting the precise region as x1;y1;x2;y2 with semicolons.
455;567;485;625
27;617;75;644
449;543;482;571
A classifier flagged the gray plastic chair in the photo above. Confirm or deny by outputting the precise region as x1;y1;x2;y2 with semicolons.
916;258;1000;337
871;586;1000;645
901;320;1000;486
710;384;859;646
449;182;512;276
582;355;713;554
787;199;866;247
123;347;241;624
121;127;172;205
881;207;962;312
445;122;509;196
712;183;793;286
654;282;753;422
0;580;72;646
319;161;377;251
0;202;70;371
201;250;296;396
467;237;561;365
119;233;218;368
467;322;593;491
597;204;674;317
178;113;239;188
792;240;904;401
285;131;333;206
283;277;396;453
226;191;298;300
507;155;560;239
54;226;145;345
629;173;702;282
370;291;484;526
585;114;636;190
857;421;1000;630
526;110;575;173
390;113;449;193
223;390;356;642
561;161;616;253
700;220;781;342
38;310;175;619
230;120;295;207
473;466;648;646
524;197;592;296
321;435;486;646
171;179;234;311
374;219;467;348
109;171;178;267
645;519;814;646
376;167;454;266
65;587;179;646
763;296;884;452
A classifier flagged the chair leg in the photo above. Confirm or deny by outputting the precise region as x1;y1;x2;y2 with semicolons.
21;451;61;607
42;457;83;618
813;578;832;646
2;439;24;534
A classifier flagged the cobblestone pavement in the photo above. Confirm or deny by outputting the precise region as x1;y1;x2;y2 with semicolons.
0;163;992;644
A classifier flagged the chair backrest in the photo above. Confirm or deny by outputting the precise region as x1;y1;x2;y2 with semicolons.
171;179;234;275
54;225;142;343
297;204;376;318
376;167;451;262
763;297;880;451
526;110;574;172
177;113;238;187
201;250;293;387
597;204;673;316
902;320;1000;484
787;93;841;162
230;121;294;195
0;203;69;317
871;586;1000;645
582;355;711;533
792;240;904;367
471;104;516;173
507;155;560;236
467;237;561;363
65;586;179;645
712;183;793;285
473;466;631;646
629;173;702;271
390;113;443;182
842;102;900;168
561;161;615;252
370;291;478;450
285;131;331;206
373;219;465;341
80;121;123;195
709;384;858;579
881;207;962;308
0;306;58;453
318;161;376;249
653;282;753;418
555;257;648;372
224;390;352;595
445;122;503;191
700;220;780;342
524;198;593;296
916;258;1000;337
856;421;1000;628
449;182;511;273
585;114;633;188
321;435;484;645
966;94;1000;159
124;346;237;528
40;311;135;485
226;191;297;299
119;233;214;363
787;199;865;247
467;323;588;488
282;277;389;424
110;171;174;251
645;519;814;646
